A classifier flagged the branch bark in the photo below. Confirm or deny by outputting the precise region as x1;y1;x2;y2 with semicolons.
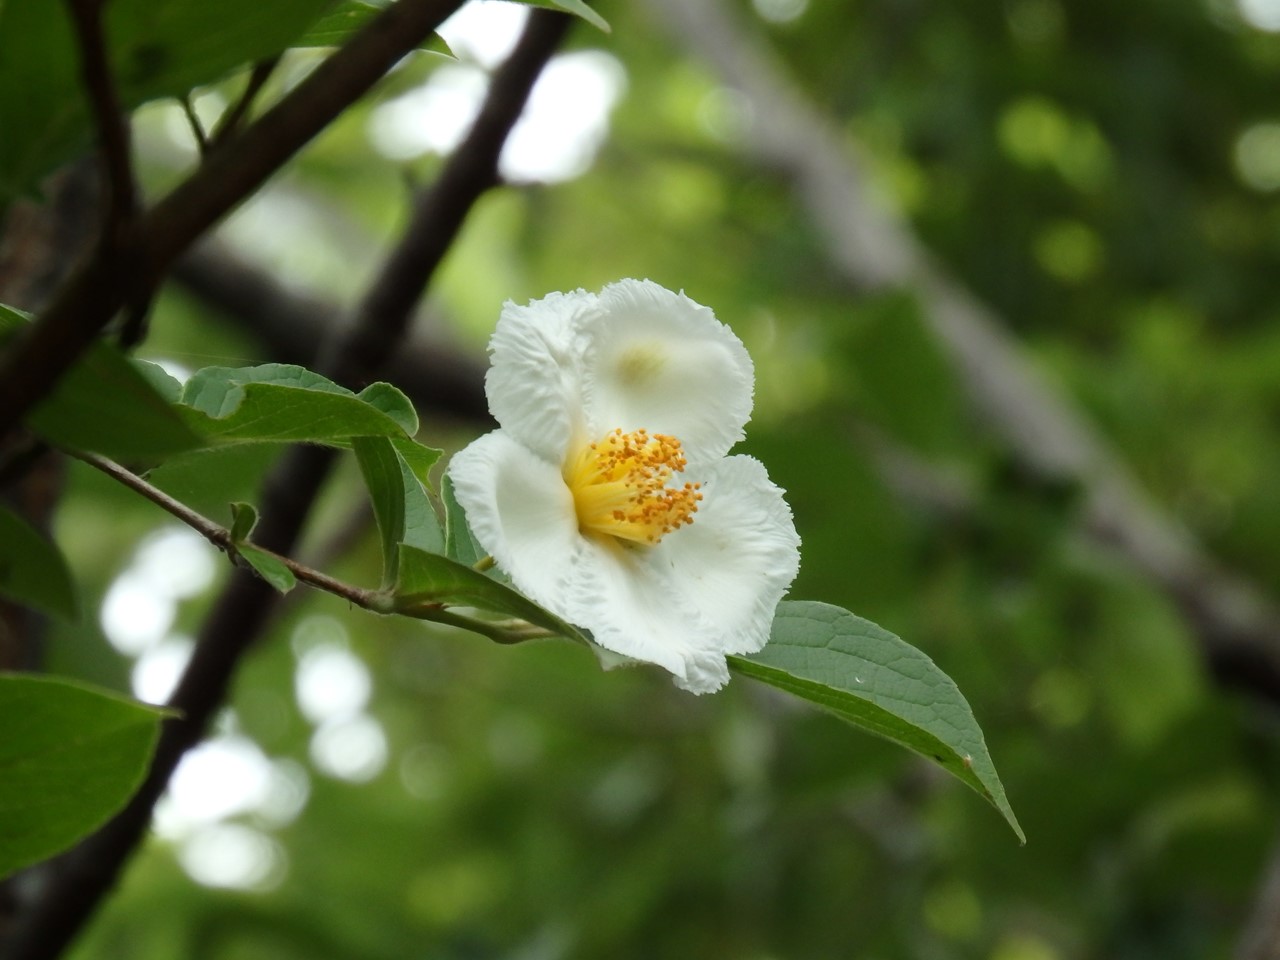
171;241;491;425
0;0;468;442
640;0;1280;703
0;10;572;960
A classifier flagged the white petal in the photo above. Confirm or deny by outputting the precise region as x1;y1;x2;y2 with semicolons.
579;279;754;463
485;290;594;461
655;455;800;660
565;457;798;694
447;431;584;610
566;537;728;690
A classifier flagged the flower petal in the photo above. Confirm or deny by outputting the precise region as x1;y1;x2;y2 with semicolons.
580;279;754;463
447;430;584;609
564;457;798;694
655;455;801;661
565;536;731;692
485;290;594;461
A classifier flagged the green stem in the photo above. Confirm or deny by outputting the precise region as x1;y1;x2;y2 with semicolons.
72;449;381;610
395;603;555;644
72;450;556;647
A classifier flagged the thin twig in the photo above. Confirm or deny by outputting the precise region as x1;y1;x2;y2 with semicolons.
209;56;282;151
0;14;572;959
179;96;210;157
70;451;385;611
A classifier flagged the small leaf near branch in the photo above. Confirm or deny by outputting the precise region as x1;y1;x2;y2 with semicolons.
228;501;259;542
731;601;1024;843
236;544;297;593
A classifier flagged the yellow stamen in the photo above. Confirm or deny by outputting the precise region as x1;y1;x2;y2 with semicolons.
564;428;702;545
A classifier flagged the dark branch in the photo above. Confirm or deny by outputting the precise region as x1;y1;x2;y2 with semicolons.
65;0;137;230
0;0;468;443
0;12;571;959
209;56;282;152
171;242;491;425
178;96;210;157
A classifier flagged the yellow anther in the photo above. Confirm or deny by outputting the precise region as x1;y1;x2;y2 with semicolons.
564;428;701;544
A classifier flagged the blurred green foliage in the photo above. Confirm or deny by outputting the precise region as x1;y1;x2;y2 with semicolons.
30;0;1280;957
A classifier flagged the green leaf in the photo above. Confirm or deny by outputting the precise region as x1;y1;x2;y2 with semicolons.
354;436;444;588
296;0;454;57
730;601;1024;843
393;544;586;643
0;674;167;880
0;305;202;459
177;363;417;445
236;543;296;593
133;360;184;403
228;501;258;542
441;473;484;567
519;0;610;32
0;0;334;203
390;435;441;491
357;381;419;437
0;508;77;620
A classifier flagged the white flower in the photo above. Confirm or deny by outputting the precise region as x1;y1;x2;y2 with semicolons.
448;279;800;694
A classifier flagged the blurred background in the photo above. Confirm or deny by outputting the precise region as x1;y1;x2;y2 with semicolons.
31;0;1280;956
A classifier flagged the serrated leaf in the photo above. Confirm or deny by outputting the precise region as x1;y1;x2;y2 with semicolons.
0;508;77;620
0;0;334;204
296;0;454;56
236;543;296;593
228;501;258;542
440;473;484;567
0;305;202;459
393;544;586;642
730;601;1023;842
177;363;416;445
0;674;166;880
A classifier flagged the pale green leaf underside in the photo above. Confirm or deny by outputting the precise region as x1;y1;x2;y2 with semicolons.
297;0;454;56
354;436;444;588
732;601;1023;842
440;473;485;568
522;0;610;32
0;674;166;880
394;544;587;644
176;363;418;445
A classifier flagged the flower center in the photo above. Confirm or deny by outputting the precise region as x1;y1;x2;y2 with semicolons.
564;428;703;545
